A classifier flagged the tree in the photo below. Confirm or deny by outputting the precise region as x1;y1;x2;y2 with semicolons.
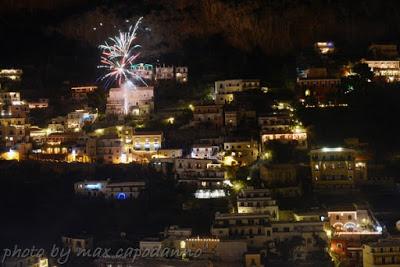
352;63;374;81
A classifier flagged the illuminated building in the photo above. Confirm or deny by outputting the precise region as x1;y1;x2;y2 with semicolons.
155;64;174;80
297;70;341;103
62;234;93;254
327;207;382;236
363;239;400;267
314;41;335;55
174;158;225;188
310;147;367;190
258;111;293;132
0;116;30;148
211;212;273;248
224;110;238;128
361;59;400;82
152;148;183;159
190;143;220;159
47;116;66;133
71;86;97;101
96;137;124;164
194;189;226;199
223;139;259;166
214;79;260;104
106;86;154;116
131;63;154;80
192;104;224;127
3;255;48;267
27;98;49;109
175;66;188;83
0;69;23;81
75;180;146;199
0;91;21;106
237;187;279;218
66;109;98;131
132;131;162;151
259;111;307;149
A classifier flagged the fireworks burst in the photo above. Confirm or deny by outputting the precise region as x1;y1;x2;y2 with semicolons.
98;17;147;87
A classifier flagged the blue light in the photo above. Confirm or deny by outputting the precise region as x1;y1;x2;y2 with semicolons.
85;183;102;190
116;193;127;200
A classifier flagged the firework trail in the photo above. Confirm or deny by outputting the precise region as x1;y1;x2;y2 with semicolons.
98;17;147;87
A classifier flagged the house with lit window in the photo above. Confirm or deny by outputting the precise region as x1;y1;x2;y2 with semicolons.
310;147;367;191
74;180;146;200
223;139;259;166
214;79;260;104
132;131;162;152
106;86;154;116
175;66;188;83
131;63;154;80
363;239;400;267
155;64;174;80
70;86;97;101
190;143;220;160
237;187;279;219
192;104;224;128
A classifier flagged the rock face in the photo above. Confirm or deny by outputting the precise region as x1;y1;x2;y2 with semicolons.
2;0;400;56
54;0;400;56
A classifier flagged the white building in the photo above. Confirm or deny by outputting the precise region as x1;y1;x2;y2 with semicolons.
155;64;174;80
106;86;154;116
214;79;260;104
363;239;400;267
74;180;146;199
191;144;220;160
27;98;49;109
362;59;400;82
237;188;279;219
131;63;154;81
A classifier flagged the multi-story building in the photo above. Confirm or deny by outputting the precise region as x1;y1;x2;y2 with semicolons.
211;212;273;248
131;63;154;81
96;137;124;164
327;207;383;235
66;109;98;131
362;59;400;82
0;69;23;81
192;104;224;127
224;110;238;128
297;67;341;103
0;91;21;106
106;86;154;116
237;188;279;219
0;115;30;148
132;131;162;152
48;116;66;133
190;143;220;160
71;86;97;101
363;239;400;267
214;79;260;104
223;139;259;166
175;66;188;83
314;41;335;55
310;147;367;190
74;180;146;199
27;98;49;109
155;64;174;80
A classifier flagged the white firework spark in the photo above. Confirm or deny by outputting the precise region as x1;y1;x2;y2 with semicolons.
98;17;147;87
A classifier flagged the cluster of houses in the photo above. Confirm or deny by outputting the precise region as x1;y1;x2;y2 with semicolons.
2;43;400;266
